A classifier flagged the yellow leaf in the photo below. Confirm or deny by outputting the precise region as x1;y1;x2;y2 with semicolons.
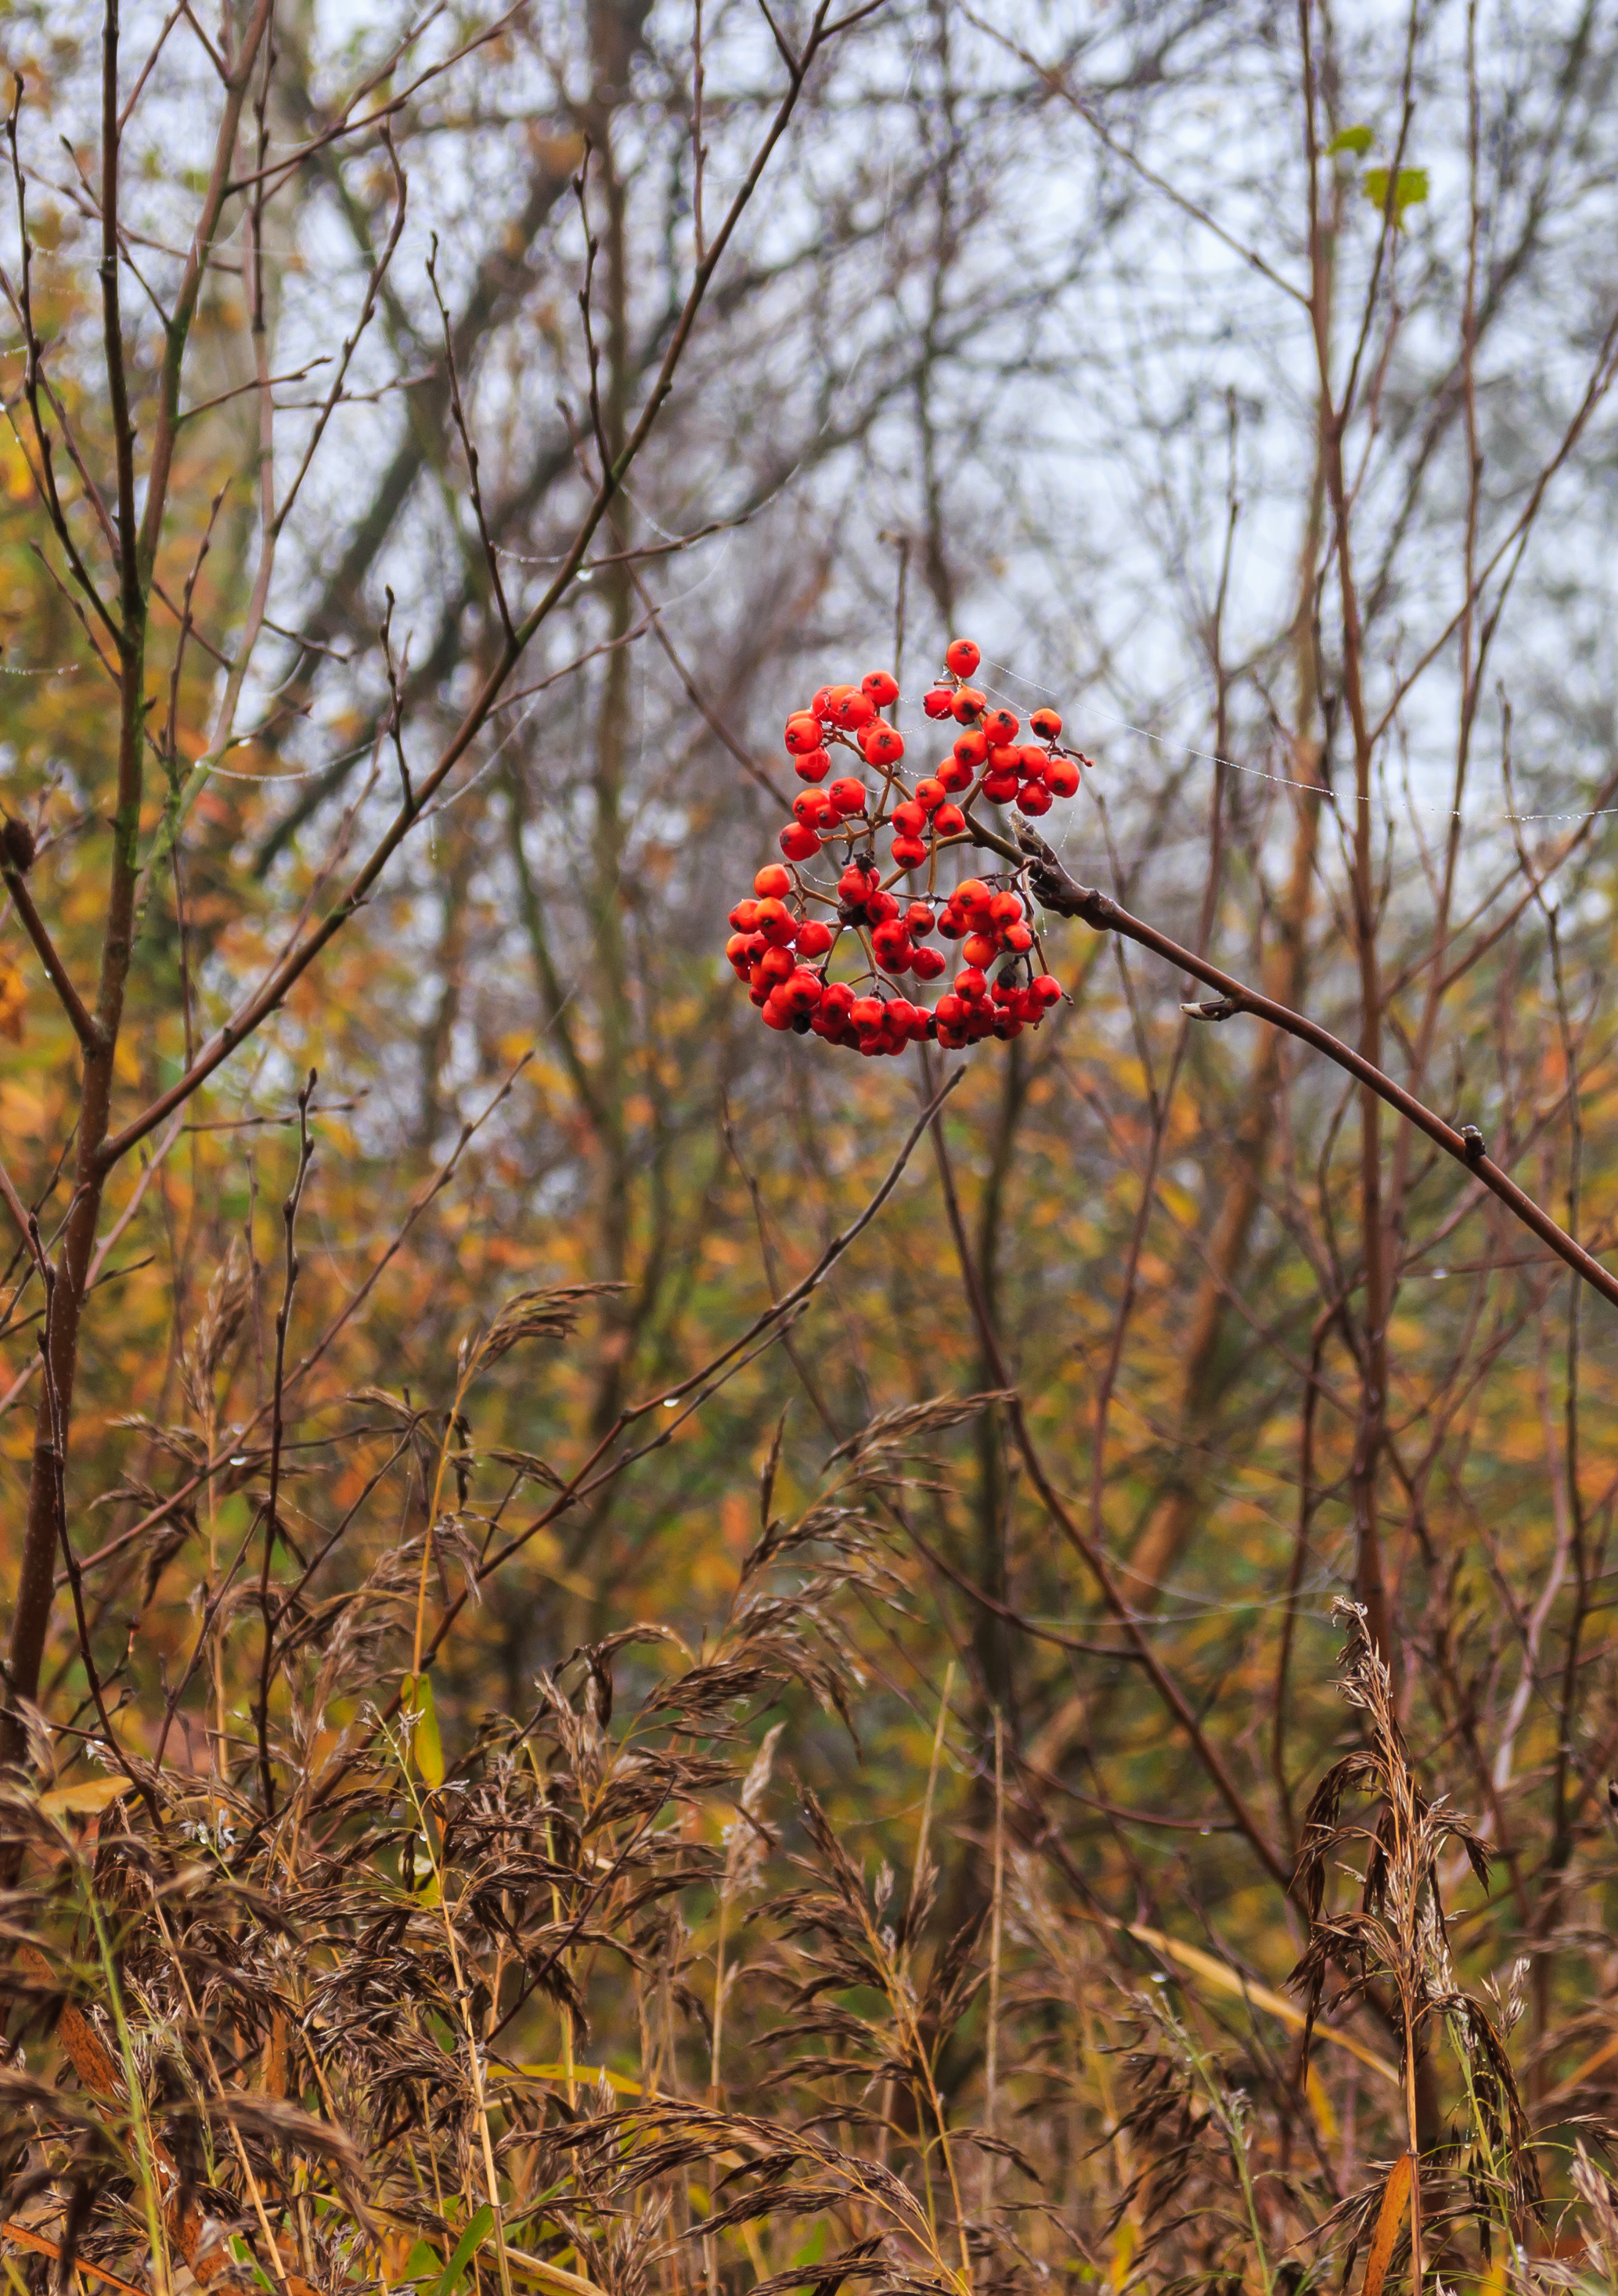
39;1776;132;1817
402;1672;445;1787
1362;2154;1412;2296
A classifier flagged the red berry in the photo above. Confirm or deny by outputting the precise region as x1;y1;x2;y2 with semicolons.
983;707;1019;744
729;899;762;932
956;879;990;913
906;901;935;936
755;863;791;898
936;756;974;795
783;967;823;1015
890;800;927;836
872;920;913;968
935;993;967;1028
850;996;884;1033
828;777;868;816
795;917;834;957
725;932;752;971
795;748;831;784
914;778;946;813
809;686;835;719
932;803;965;837
982;771;1019;803
944;638;981;678
860;723;905;767
922;686;955;720
953;729;989;767
989;891;1023;927
910;944;946;981
1032;974;1062;1006
784;712;823;755
989;744;1022;777
838;863;877;902
861;670;899;707
1045;756;1080;798
1018;744;1049;778
955;968;988;1002
755;897;796;945
1003;922;1034;953
891;835;928;867
780;821;821;859
761;997;794;1030
792;791;823;826
962;931;996;968
866;888;900;924
950;687;986;726
821;982;855;1021
993;1014;1023;1040
832;690;876;731
759;944;795;984
1015;784;1052;816
937;907;966;939
1029;706;1061;740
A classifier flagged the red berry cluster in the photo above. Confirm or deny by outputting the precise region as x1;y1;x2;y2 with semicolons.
724;639;1089;1055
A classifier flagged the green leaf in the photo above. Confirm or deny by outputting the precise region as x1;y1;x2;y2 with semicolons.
402;1671;445;1787
1363;164;1429;225
1328;124;1374;157
402;2244;442;2287
435;2207;495;2296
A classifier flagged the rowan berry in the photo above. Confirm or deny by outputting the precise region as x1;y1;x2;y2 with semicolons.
914;779;946;813
956;967;987;1000
782;968;823;1015
828;777;868;816
784;712;823;754
923;686;955;719
892;835;928;867
866;888;900;924
933;803;966;836
1014;784;1052;816
936;756;974;793
759;945;795;985
906;901;935;936
726;933;752;971
1029;706;1061;740
1018;744;1049;778
956;879;991;914
1045;756;1080;798
850;995;883;1033
755;897;796;946
821;982;855;1022
861;669;899;706
1032;974;1062;1006
795;747;831;784
762;996;794;1029
993;1013;1023;1040
989;892;1023;927
962;931;996;968
755;864;791;899
891;800;927;836
838;862;878;903
989;745;1022;777
861;723;905;767
937;907;967;939
872;919;913;968
983;707;1019;744
911;944;946;980
810;686;835;719
1003;922;1034;953
792;791;827;827
795;917;834;957
950;686;987;724
982;770;1019;803
935;993;967;1028
954;729;989;767
944;638;981;677
729;899;762;932
780;821;821;858
832;690;876;731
